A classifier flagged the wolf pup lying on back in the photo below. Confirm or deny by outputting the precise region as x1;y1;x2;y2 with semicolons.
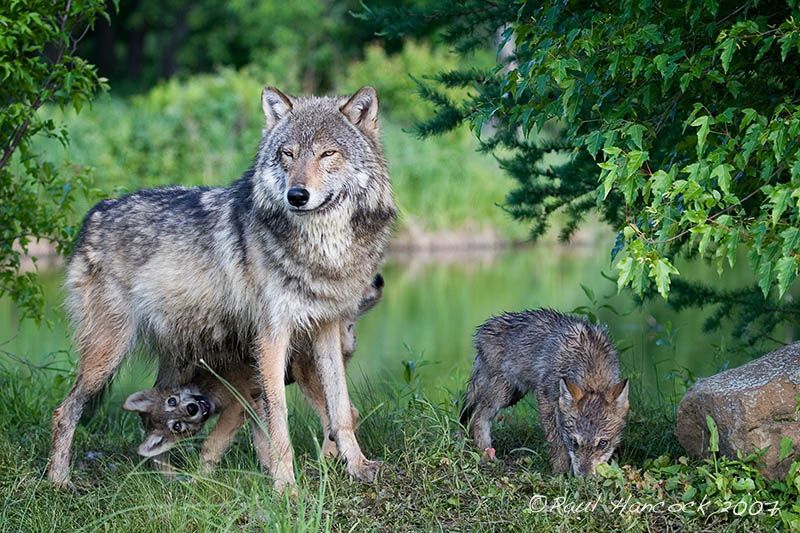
123;274;384;470
461;309;629;476
48;86;396;491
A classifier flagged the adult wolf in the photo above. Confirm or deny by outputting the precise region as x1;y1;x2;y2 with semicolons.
48;86;397;491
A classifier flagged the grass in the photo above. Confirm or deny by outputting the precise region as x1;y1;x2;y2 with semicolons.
1;350;794;532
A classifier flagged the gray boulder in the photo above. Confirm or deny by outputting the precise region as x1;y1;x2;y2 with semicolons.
676;342;800;479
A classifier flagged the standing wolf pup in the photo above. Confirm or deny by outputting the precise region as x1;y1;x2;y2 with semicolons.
461;309;629;476
48;86;396;491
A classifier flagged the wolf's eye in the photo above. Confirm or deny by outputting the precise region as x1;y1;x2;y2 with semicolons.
167;397;177;407
597;439;608;450
569;437;579;449
320;150;337;158
172;422;183;432
281;149;294;158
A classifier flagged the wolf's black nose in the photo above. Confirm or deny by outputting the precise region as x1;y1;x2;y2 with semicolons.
186;403;198;416
287;187;310;207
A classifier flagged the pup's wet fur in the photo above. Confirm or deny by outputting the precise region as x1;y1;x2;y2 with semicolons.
461;309;629;476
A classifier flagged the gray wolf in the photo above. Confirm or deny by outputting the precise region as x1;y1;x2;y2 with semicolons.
48;86;397;491
123;274;384;470
460;309;629;476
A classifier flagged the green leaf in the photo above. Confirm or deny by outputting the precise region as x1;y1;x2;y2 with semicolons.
772;188;792;226
691;115;711;156
653;258;679;299
758;258;773;298
706;415;720;453
776;256;797;299
779;436;794;462
782;227;800;255
710;163;733;194
727;229;739;268
616;256;635;292
719;38;735;74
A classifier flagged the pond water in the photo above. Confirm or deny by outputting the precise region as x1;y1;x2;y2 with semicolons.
0;237;773;408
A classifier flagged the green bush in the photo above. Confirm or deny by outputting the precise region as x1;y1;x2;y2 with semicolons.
0;0;108;320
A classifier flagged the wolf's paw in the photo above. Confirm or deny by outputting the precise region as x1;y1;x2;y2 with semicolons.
481;447;497;462
321;439;339;458
50;477;77;492
349;458;382;483
273;477;298;496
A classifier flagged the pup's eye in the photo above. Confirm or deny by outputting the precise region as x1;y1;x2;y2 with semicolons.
281;149;294;158
320;150;337;158
167;397;177;407
597;439;608;450
570;437;579;449
172;422;183;432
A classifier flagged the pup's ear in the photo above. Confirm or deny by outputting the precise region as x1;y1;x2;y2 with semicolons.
123;389;158;413
559;378;584;411
607;379;629;412
261;86;293;129
340;87;379;133
137;432;173;457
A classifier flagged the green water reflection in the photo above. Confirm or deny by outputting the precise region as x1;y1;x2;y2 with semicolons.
0;242;776;406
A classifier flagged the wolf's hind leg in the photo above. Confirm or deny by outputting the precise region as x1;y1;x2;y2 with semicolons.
48;315;134;488
467;375;518;453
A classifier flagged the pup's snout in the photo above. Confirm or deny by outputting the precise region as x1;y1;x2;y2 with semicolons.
287;187;310;207
372;273;384;289
186;403;198;416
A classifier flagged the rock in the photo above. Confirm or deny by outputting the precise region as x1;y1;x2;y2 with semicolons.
676;342;800;479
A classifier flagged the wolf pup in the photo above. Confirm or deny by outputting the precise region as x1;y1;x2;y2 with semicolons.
460;309;629;476
123;274;384;470
48;86;396;491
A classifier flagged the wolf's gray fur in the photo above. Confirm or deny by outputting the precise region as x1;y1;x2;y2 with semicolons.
123;273;385;469
461;309;629;476
48;86;396;490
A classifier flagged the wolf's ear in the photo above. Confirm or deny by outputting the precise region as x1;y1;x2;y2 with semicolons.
123;390;158;413
559;378;584;411
607;379;629;412
340;87;379;133
137;432;172;457
262;86;293;129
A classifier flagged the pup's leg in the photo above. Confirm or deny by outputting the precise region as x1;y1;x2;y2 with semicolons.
255;328;294;491
465;372;517;453
314;320;378;482
537;392;569;474
200;401;245;470
49;316;133;488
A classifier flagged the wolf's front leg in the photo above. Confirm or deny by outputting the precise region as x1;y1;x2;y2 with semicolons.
256;329;294;491
314;320;380;482
538;395;570;474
